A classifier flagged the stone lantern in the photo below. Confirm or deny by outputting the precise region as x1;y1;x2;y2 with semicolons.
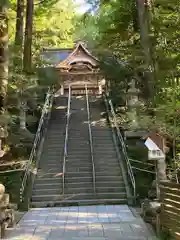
126;78;140;129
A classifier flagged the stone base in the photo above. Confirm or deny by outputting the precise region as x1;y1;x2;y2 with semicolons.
124;130;149;139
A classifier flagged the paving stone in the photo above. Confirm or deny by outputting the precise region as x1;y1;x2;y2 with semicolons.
5;205;158;240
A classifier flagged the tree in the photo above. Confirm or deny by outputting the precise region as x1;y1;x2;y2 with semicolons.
14;0;24;68
23;0;34;72
135;0;154;99
0;4;8;113
0;2;8;156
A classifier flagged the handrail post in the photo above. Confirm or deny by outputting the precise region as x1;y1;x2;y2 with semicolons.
85;85;96;195
62;85;71;195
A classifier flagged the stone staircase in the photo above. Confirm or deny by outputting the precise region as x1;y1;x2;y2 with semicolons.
31;96;67;207
63;96;94;202
31;94;128;207
89;96;128;204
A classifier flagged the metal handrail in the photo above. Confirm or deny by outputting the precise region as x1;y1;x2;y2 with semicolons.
103;92;136;199
108;99;136;199
62;85;71;195
85;85;96;194
20;88;54;201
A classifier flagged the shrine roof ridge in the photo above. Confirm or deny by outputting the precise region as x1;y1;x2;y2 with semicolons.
42;47;73;52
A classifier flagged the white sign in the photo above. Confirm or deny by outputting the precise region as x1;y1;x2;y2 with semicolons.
145;137;165;160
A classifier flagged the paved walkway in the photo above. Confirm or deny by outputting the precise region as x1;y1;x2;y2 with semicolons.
6;205;158;240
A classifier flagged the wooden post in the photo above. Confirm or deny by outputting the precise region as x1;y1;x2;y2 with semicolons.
98;84;102;95
60;85;64;95
155;160;160;200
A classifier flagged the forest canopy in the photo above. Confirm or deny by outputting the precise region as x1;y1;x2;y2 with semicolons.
0;0;180;168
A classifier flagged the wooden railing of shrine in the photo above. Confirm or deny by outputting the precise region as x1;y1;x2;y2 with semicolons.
160;181;180;239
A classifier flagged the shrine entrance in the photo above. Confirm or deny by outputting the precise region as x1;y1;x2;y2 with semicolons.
55;42;105;96
65;87;99;96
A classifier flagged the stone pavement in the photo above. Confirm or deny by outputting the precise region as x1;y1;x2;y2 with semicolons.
5;205;158;240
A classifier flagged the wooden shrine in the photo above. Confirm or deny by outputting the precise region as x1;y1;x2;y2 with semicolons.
42;42;105;95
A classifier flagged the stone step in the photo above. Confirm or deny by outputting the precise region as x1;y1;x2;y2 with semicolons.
68;139;89;142
95;175;123;181
67;149;90;153
65;176;93;183
39;162;63;167
95;171;122;176
65;167;92;172
32;188;62;195
91;134;112;137
65;187;93;194
37;172;64;178
34;182;62;190
96;186;126;193
64;171;122;178
37;169;63;174
36;175;93;182
68;143;90;147
65;172;92;178
94;152;116;156
31;198;127;208
41;152;63;156
92;145;115;149
31;191;127;202
64;176;123;183
43;144;65;147
31;193;95;202
44;163;63;168
65;186;125;194
96;192;127;199
94;159;119;163
39;159;63;163
43;142;64;146
41;150;63;154
63;163;92;167
66;181;125;188
66;163;119;168
35;177;62;184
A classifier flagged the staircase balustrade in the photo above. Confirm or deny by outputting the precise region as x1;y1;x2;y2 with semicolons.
62;85;71;195
103;92;136;201
20;88;54;204
85;85;96;195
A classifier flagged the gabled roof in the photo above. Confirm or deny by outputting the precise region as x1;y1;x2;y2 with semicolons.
143;132;166;153
41;48;73;65
56;42;99;68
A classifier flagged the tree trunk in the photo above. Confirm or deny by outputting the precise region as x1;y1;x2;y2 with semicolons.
0;5;8;146
135;0;154;99
23;0;34;73
15;0;24;69
0;6;8;114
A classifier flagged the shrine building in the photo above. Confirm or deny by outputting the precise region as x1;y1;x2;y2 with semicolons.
40;42;105;95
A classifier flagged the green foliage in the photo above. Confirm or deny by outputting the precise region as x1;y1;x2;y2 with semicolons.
34;0;75;50
99;55;132;105
0;171;23;203
74;13;99;48
3;0;75;163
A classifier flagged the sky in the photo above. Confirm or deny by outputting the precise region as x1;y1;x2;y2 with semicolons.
74;0;91;13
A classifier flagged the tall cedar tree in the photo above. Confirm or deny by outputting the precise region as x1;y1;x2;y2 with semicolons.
135;0;154;99
15;0;24;69
0;5;8;113
23;0;34;73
